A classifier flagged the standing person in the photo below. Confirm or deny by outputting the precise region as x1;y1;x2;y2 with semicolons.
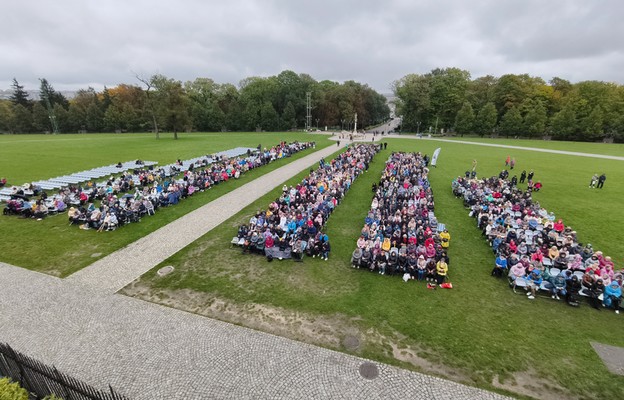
519;170;527;183
527;170;534;182
435;258;448;286
510;158;516;170
505;155;510;167
472;159;478;172
511;175;518;187
589;174;598;188
597;173;606;189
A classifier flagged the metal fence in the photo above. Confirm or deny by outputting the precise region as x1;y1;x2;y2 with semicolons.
0;342;129;400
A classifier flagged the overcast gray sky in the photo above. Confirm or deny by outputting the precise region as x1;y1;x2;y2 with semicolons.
2;0;623;93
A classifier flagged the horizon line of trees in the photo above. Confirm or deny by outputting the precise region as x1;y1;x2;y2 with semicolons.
0;71;390;137
393;67;624;142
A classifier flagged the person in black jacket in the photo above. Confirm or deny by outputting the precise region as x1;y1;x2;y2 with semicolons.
597;173;606;189
565;275;582;306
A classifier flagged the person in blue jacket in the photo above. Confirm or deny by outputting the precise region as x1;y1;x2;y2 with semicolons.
603;281;622;314
491;253;507;278
526;269;542;300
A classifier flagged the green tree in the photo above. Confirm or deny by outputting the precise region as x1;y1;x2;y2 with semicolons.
428;67;471;131
281;101;296;130
550;103;577;139
53;103;69;132
31;102;49;132
151;75;191;139
392;73;432;131
474;102;498;137
10;104;33;133
523;101;547;138
454;101;475;136
260;101;279;131
580;106;604;140
0;100;16;133
499;106;523;137
9;78;32;109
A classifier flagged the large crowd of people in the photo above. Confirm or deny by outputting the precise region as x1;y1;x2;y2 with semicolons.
350;152;450;287
453;173;622;312
3;142;314;231
234;143;380;261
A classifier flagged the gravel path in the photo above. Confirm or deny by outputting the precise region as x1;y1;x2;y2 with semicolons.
1;143;511;399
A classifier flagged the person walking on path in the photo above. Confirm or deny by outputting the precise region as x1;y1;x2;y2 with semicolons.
589;174;599;188
597;173;606;189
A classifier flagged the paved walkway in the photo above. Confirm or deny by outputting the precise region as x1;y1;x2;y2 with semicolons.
0;261;508;400
387;135;624;161
0;144;510;399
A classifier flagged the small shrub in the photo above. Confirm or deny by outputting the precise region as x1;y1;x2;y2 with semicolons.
0;378;28;400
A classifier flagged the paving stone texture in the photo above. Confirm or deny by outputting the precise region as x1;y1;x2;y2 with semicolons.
591;342;624;376
1;140;513;399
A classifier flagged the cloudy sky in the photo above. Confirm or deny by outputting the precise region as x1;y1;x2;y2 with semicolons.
2;0;623;93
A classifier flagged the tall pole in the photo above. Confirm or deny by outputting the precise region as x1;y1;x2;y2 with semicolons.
353;113;357;134
306;92;312;132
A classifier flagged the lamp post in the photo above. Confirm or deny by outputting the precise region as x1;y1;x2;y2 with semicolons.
417;121;421;136
316;118;319;130
341;119;344;131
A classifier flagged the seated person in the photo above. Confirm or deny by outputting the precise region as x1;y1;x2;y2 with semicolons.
584;279;605;310
491;254;507;278
549;273;567;300
553;252;568;269
565;275;582;306
508;263;526;284
425;259;437;282
603;281;622;314
525;269;542;300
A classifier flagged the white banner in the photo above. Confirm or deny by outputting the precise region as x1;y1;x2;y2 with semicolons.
431;147;441;166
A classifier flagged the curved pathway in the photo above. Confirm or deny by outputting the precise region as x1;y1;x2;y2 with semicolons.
0;143;510;399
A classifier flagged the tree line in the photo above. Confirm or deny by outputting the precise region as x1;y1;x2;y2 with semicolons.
393;67;624;141
0;71;390;136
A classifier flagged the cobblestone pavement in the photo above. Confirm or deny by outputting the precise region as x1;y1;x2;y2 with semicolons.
66;144;342;294
0;262;510;400
1;144;512;399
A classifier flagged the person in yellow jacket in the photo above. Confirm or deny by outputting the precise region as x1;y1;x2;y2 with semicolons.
439;229;450;249
435;259;448;286
381;237;391;252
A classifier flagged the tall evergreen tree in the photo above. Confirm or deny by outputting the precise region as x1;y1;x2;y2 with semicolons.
9;78;32;109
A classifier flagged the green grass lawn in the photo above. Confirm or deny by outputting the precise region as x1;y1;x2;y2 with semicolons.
124;138;624;399
0;132;332;276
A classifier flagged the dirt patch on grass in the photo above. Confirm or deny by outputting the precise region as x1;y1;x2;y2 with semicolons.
388;342;469;382
492;368;576;400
